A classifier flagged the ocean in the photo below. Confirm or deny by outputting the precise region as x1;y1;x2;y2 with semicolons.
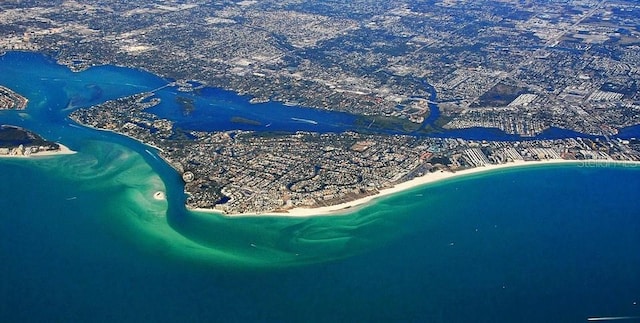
1;52;639;322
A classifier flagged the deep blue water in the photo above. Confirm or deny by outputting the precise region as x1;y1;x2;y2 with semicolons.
618;124;640;139
2;160;639;323
1;51;639;323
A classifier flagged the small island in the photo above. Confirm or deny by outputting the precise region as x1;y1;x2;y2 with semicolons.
0;125;75;157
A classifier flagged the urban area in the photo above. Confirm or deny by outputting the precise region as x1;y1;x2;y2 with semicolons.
70;92;640;214
0;0;639;136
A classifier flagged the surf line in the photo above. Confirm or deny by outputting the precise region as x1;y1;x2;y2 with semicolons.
587;316;640;321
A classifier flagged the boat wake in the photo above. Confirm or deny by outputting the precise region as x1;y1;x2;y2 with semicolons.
587;317;640;321
291;117;318;125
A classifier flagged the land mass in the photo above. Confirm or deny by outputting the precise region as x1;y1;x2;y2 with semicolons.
1;0;640;136
4;0;640;215
0;125;75;157
69;91;640;215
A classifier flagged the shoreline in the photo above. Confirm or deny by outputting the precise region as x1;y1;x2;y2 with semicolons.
71;122;165;153
0;143;76;158
191;158;640;218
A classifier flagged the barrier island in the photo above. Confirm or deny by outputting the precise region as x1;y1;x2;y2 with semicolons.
69;92;640;216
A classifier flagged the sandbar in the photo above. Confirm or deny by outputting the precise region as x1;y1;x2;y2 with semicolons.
153;191;166;200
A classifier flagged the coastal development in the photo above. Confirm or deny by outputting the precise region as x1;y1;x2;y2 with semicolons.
2;2;640;322
0;125;74;157
2;0;640;214
70;92;640;215
1;0;640;136
0;86;28;110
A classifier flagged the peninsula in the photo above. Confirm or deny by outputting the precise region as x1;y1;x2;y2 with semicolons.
6;0;640;215
69;91;640;216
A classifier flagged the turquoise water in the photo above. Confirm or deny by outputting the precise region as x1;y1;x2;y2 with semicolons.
1;52;640;322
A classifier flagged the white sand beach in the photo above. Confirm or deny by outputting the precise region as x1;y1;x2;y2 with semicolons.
192;158;640;218
153;191;166;200
0;143;76;158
